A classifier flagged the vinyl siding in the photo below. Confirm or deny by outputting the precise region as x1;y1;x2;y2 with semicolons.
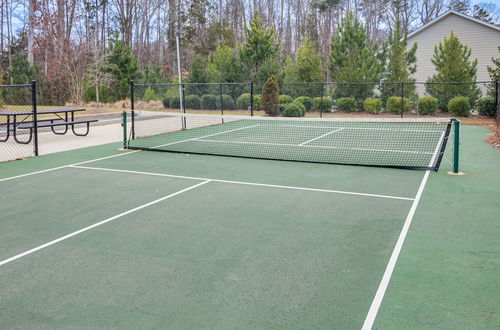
408;13;500;85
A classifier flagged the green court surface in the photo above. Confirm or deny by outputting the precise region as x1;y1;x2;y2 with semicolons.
0;125;499;329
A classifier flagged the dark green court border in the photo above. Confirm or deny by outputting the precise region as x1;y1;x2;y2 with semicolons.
0;125;498;329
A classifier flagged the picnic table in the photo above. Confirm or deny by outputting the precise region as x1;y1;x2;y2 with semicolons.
0;108;98;144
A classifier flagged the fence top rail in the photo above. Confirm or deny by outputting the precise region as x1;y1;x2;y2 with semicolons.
0;83;32;88
133;80;496;87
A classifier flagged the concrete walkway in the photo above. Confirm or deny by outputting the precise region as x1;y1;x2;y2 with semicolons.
38;122;123;155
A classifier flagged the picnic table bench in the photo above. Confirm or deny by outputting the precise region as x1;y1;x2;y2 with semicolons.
0;108;98;144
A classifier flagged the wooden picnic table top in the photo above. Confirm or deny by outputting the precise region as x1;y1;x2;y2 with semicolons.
0;108;86;116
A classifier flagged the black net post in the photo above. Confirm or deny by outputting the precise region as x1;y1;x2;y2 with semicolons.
130;80;135;139
31;80;38;156
250;81;254;116
400;82;404;118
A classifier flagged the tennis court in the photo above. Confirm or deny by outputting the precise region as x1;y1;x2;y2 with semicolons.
0;121;498;329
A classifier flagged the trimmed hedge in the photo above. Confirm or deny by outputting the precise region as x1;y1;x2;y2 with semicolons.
477;97;496;117
363;98;382;114
279;95;293;104
386;96;410;114
169;96;181;109
282;101;306;117
417;96;439;115
313;97;333;112
337;97;357;112
236;93;251;109
185;95;201;109
163;96;171;108
216;94;236;110
201;94;217;110
448;96;470;117
294;96;313;111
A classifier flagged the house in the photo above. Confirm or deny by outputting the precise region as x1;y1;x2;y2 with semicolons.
407;10;500;86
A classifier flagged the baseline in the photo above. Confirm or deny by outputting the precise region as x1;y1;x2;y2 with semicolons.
0;180;211;267
70;165;415;201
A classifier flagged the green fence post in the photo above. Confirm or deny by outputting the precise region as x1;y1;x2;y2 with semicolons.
122;111;127;149
453;118;460;173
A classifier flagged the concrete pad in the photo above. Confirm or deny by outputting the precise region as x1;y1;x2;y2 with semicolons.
38;122;123;155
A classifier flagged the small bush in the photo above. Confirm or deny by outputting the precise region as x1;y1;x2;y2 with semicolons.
386;96;410;114
201;94;217;110
143;87;158;102
417;96;439;115
337;97;357;112
236;93;251;109
313;97;333;112
476;97;496;117
294;96;313;111
185;95;201;109
162;96;171;108
282;101;306;117
279;95;293;104
169;96;181;109
363;98;382;114
448;96;470;117
216;94;236;110
253;94;262;111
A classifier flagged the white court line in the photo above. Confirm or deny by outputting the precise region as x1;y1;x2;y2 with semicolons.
428;131;446;168
152;124;261;149
0;180;211;267
361;134;444;328
188;138;435;155
298;128;344;146
361;170;430;329
0;150;141;183
70;165;415;201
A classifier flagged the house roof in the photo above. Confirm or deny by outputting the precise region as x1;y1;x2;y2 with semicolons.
407;10;500;39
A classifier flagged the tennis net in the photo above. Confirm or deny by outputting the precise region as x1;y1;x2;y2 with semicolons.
125;111;458;171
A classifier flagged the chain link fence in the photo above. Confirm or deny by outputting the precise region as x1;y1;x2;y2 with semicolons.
131;80;497;119
0;83;37;162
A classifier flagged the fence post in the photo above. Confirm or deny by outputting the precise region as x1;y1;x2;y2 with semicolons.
31;80;38;156
496;80;499;128
130;80;135;139
181;83;186;130
320;82;324;118
400;82;404;118
219;83;224;124
250;81;254;116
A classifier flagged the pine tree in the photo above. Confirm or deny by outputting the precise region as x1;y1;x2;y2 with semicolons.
426;32;480;110
261;75;279;116
207;44;249;98
328;12;382;101
187;56;210;96
106;36;141;101
6;54;38;104
486;47;500;97
283;36;323;97
240;11;277;81
381;19;418;105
